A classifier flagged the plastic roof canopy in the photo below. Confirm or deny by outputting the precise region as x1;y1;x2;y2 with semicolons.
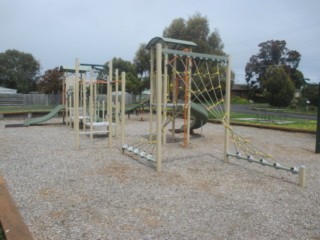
146;37;197;50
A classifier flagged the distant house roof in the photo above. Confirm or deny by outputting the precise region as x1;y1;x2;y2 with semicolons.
0;86;17;94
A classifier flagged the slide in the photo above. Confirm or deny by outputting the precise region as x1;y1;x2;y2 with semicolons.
125;100;150;113
189;102;209;130
23;105;65;126
177;102;208;132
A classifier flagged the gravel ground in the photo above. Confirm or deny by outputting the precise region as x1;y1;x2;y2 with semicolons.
0;116;319;240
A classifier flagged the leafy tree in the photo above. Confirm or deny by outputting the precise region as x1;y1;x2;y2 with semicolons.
125;72;142;95
161;13;229;101
0;49;40;93
133;43;150;79
163;13;225;55
162;18;186;40
245;40;305;90
289;69;306;90
98;57;143;94
263;66;295;107
99;57;137;79
37;67;64;94
112;57;137;75
301;84;319;106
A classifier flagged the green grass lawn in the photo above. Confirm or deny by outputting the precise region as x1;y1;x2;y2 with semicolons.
250;103;318;115
207;110;317;132
0;104;317;132
229;112;316;131
0;105;56;114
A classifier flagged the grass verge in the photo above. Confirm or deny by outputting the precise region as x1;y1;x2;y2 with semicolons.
0;105;56;114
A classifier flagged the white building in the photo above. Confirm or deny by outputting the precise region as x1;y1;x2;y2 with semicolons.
0;86;17;94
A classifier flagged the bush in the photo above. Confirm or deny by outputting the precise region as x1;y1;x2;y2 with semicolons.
301;85;319;106
296;97;309;108
263;66;295;107
231;96;249;104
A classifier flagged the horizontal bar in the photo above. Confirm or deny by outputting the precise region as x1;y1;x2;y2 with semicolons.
227;153;299;174
162;48;229;62
122;144;156;162
79;131;109;134
80;63;105;67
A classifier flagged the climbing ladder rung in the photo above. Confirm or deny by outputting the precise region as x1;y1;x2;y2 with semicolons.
122;144;156;162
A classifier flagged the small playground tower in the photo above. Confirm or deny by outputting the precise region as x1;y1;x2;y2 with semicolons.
145;37;231;172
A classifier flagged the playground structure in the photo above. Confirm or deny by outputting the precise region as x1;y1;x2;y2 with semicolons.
122;37;231;170
121;37;306;187
60;59;127;150
18;36;306;187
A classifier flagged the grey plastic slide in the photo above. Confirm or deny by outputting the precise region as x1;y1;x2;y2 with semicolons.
23;105;65;126
189;102;209;130
179;102;209;131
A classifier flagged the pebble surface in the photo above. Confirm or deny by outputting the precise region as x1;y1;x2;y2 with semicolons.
0;116;319;240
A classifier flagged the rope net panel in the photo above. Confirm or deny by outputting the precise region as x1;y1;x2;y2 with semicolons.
166;53;300;174
123;49;301;176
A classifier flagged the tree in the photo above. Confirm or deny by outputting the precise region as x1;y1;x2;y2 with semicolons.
289;69;305;90
98;57;143;94
37;67;64;94
163;13;225;55
263;66;295;107
301;84;319;106
162;18;186;40
112;57;137;75
245;40;305;90
0;49;40;93
133;43;150;79
125;72;142;95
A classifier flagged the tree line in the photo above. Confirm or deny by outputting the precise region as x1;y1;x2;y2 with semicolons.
0;13;317;107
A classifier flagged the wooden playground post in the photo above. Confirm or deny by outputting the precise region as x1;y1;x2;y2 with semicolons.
121;71;126;146
163;46;168;145
183;54;191;147
224;55;232;162
62;74;66;123
299;166;306;188
89;67;94;139
82;71;87;132
156;43;162;172
171;59;177;140
186;56;192;145
94;78;97;121
64;73;70;126
115;69;119;138
68;87;72;128
108;61;113;148
74;58;80;150
149;48;155;136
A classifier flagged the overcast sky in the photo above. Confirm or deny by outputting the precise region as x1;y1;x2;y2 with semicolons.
1;0;319;83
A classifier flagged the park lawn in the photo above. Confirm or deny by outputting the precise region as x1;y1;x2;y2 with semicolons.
229;112;316;132
0;105;56;114
0;104;317;132
250;103;318;115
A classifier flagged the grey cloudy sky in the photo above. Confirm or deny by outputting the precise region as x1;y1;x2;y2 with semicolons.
1;0;320;83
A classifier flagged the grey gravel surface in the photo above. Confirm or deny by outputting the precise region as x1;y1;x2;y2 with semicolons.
1;116;319;240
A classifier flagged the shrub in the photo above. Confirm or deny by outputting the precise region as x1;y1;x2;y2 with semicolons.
231;96;249;104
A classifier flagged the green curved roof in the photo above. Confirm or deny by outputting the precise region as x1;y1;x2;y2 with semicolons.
146;37;197;50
